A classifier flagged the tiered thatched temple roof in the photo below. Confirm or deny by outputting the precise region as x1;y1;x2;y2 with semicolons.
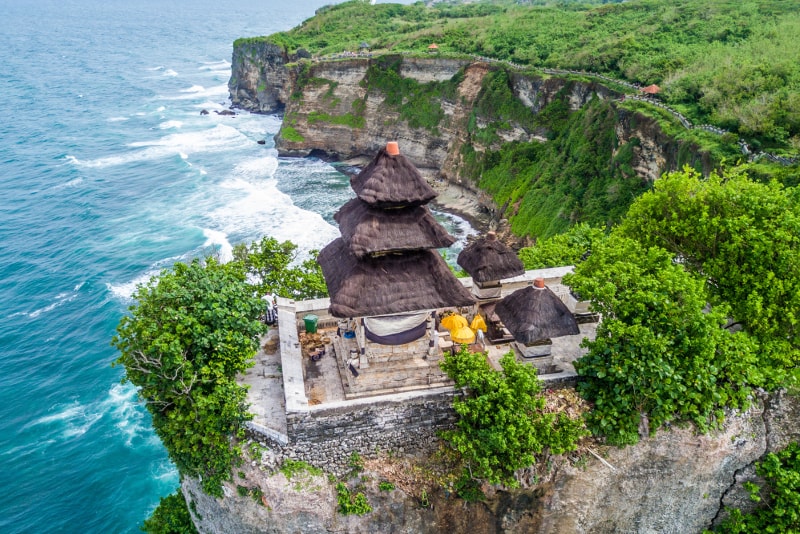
457;231;524;283
494;278;579;344
318;142;475;318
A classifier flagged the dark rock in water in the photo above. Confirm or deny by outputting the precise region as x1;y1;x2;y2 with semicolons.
257;139;266;145
216;109;235;116
200;109;209;115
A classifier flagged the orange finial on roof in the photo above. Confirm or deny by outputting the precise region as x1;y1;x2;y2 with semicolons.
386;141;400;156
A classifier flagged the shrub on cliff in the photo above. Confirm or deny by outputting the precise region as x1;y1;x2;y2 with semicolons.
620;167;800;388
712;442;800;533
112;258;265;496
566;234;756;446
440;347;585;487
141;490;198;534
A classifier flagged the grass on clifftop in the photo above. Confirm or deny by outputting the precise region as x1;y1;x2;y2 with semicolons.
246;0;800;152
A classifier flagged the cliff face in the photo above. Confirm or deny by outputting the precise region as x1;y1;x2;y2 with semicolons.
185;392;800;533
228;52;706;184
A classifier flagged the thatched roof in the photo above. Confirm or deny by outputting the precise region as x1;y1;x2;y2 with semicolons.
457;232;524;283
335;198;455;257
494;283;579;344
318;238;475;317
350;146;437;208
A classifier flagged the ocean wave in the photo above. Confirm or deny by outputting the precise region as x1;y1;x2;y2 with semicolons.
107;116;129;122
18;288;81;319
24;401;103;439
160;83;228;101
158;120;183;129
207;174;339;253
106;271;156;302
202;228;233;263
48;177;84;191
68;123;247;168
163;69;178;77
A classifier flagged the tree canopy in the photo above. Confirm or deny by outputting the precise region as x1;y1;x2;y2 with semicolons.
620;167;800;387
232;236;328;299
565;234;756;445
112;259;265;496
440;347;585;486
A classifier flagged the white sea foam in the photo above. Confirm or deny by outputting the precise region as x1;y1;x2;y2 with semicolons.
25;401;103;439
202;228;233;263
207;171;339;254
158;120;183;129
107;116;129;122
198;60;230;72
104;383;150;447
147;65;165;71
72;123;247;168
155;106;166;112
48;177;84;191
161;83;228;101
26;290;78;318
163;69;178;77
106;271;156;302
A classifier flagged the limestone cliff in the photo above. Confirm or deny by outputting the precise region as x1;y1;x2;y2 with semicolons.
228;52;707;185
184;392;799;533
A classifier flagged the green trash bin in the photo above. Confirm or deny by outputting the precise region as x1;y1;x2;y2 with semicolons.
303;314;319;334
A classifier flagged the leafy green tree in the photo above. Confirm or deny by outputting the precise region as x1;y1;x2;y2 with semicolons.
620;167;800;387
566;234;756;445
440;347;585;486
518;223;606;269
713;442;800;533
112;259;265;496
231;236;328;299
141;491;198;534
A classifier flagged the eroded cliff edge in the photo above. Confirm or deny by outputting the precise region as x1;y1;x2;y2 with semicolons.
185;391;799;533
229;48;710;182
229;48;713;234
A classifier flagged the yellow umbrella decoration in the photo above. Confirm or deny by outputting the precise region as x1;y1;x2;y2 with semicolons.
450;325;476;344
470;314;487;333
440;313;468;331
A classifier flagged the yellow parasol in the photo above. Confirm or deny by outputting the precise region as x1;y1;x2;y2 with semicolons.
440;314;468;331
470;314;487;333
450;325;476;344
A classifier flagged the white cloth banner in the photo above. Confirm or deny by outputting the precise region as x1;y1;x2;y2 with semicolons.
364;311;430;337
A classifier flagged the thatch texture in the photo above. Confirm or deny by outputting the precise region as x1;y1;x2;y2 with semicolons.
318;238;475;317
335;198;455;257
350;147;437;207
457;233;524;283
494;285;579;344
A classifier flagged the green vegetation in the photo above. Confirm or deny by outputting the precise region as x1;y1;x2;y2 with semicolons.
336;482;372;515
474;95;653;238
378;481;395;492
362;56;463;133
713;442;800;533
440;347;585;487
565;233;755;445
280;458;323;479
232;236;328;299
255;0;800;150
112;259;264;496
280;125;305;142
307;110;365;129
141;491;198;534
518;223;605;269
620;168;800;388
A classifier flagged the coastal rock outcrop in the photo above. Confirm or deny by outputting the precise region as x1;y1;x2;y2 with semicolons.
184;391;799;533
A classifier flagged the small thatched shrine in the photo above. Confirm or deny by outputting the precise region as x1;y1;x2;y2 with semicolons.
457;231;524;299
494;278;579;358
318;142;475;347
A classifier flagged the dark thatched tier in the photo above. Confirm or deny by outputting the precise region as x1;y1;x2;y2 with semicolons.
318;238;475;317
457;233;525;283
335;198;455;258
350;147;437;208
494;285;579;344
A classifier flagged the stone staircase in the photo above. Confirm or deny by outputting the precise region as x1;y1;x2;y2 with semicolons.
332;333;453;399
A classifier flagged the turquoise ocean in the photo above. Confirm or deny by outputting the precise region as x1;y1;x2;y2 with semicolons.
0;0;470;531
